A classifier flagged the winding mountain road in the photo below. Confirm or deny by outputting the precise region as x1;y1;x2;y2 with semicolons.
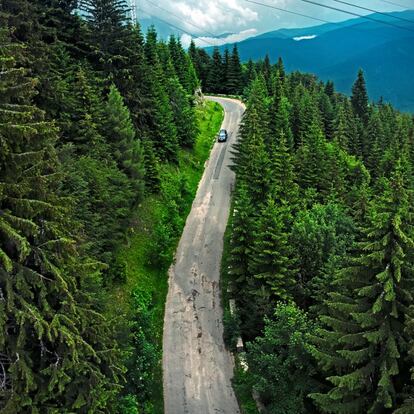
163;97;245;414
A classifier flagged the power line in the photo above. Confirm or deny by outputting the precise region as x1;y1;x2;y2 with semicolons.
142;0;218;38
245;0;332;24
331;0;414;23
137;7;217;46
298;0;414;32
377;0;412;9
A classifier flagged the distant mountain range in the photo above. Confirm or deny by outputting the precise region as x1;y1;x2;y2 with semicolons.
207;10;414;112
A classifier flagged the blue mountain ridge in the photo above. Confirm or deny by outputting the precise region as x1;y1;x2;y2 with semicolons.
207;10;414;112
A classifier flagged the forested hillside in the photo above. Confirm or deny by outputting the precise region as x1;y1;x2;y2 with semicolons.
202;10;414;112
0;0;214;412
221;54;414;412
3;1;414;413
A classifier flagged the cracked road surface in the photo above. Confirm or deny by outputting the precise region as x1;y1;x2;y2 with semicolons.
163;97;245;414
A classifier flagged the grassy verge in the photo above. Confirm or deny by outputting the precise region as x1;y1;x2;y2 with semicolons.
221;199;260;414
111;100;224;413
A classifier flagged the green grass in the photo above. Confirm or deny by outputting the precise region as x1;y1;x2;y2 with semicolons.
111;100;224;413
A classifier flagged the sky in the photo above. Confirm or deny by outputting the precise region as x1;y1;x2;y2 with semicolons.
135;0;413;46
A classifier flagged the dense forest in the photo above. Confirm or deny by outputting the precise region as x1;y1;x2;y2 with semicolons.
218;52;414;412
0;0;206;412
2;0;414;413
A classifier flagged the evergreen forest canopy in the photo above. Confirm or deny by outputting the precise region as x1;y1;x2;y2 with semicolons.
223;51;414;413
1;0;414;413
0;0;200;412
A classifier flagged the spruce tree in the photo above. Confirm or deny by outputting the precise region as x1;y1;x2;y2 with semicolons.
296;122;331;198
249;197;295;302
144;27;179;161
232;76;270;203
262;54;272;93
222;48;230;94
168;36;198;94
104;84;145;201
269;96;294;150
325;80;335;100
365;108;385;179
166;76;198;148
319;92;335;140
142;138;161;193
0;28;121;413
311;160;414;413
333;102;350;151
208;47;224;94
333;100;361;156
351;69;370;126
81;0;130;76
226;44;243;95
67;65;107;158
276;56;286;83
269;131;299;208
82;1;152;135
291;84;321;147
229;182;254;289
188;42;210;90
244;58;256;88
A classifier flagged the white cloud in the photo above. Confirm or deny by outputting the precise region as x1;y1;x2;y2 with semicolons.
138;0;405;39
293;34;317;41
181;29;258;48
140;0;258;35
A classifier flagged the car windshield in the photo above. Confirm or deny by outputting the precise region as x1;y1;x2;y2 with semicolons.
220;131;226;136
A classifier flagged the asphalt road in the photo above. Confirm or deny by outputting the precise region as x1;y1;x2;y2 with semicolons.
163;97;245;414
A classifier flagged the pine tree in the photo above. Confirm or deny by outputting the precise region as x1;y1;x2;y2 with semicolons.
269;131;299;208
396;300;414;413
168;36;198;94
104;84;145;201
325;80;335;100
262;54;272;93
269;96;294;150
229;182;254;289
333;100;361;156
120;24;153;133
226;44;243;95
228;182;259;337
142;138;161;193
208;47;224;94
244;58;256;88
222;48;230;94
81;0;130;76
67;65;107;158
319;92;335;140
249;197;295;302
311;160;414;413
333;102;350;151
188;41;211;90
365;108;385;179
351;69;370;125
291;84;321;147
296;122;331;198
82;1;152;136
232;76;270;203
32;0;90;60
0;28;121;413
247;303;319;414
276;56;286;83
166;76;198;148
144;28;179;161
